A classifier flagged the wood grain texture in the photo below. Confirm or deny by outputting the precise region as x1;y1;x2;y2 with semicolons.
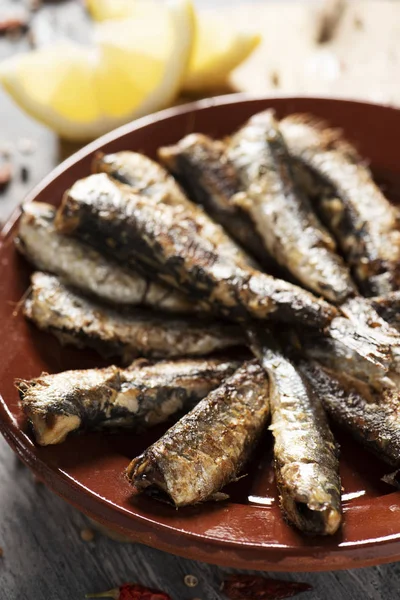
2;1;400;598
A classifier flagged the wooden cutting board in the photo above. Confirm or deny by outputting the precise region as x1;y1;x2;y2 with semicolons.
190;0;400;108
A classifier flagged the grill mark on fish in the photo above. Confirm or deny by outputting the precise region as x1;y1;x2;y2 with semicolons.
17;357;239;445
55;171;338;330
249;327;342;536
15;201;199;314
24;272;243;362
227;110;356;305
300;361;400;470
281;114;400;296
126;360;270;507
157;135;272;269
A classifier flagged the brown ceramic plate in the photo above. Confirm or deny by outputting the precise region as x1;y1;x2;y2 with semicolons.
2;95;400;572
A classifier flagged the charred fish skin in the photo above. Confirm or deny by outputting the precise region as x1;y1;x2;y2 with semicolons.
249;327;341;536
16;202;197;314
227;110;356;305
55;172;338;329
126;360;270;507
157;134;270;268
24;272;243;361
281;114;400;296
371;291;400;331
300;361;400;469
17;357;239;446
91;151;254;270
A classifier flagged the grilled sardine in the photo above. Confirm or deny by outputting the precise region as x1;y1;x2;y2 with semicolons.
371;291;400;331
16;202;197;313
157;135;270;267
281;114;400;296
227;110;356;305
17;357;238;445
55;171;338;329
300;361;400;470
92;150;254;269
126;360;270;506
249;327;342;535
24;272;243;361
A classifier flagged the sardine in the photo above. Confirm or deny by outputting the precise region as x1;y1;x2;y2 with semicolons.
92;150;254;269
17;357;238;445
249;327;342;536
55;171;338;329
16;201;197;314
24;272;243;361
300;361;400;470
227;110;356;305
126;360;270;507
281;114;400;296
157;135;270;268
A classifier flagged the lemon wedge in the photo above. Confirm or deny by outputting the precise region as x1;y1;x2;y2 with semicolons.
183;13;261;92
0;0;195;141
86;0;261;93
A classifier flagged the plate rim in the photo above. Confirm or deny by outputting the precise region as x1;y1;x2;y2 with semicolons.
2;94;400;572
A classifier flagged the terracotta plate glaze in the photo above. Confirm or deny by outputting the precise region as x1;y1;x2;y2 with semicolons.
2;96;400;572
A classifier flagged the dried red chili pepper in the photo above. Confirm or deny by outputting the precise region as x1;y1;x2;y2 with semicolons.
86;583;172;600
223;575;312;600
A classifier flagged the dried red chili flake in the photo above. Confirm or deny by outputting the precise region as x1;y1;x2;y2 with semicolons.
223;575;312;600
86;583;172;600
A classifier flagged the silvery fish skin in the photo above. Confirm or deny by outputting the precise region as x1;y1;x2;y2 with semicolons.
15;202;197;314
249;327;342;536
227;110;356;305
24;272;243;362
157;135;270;268
92;150;254;269
281;114;400;296
300;361;400;470
17;357;239;446
126;360;270;507
55;172;337;330
296;326;396;392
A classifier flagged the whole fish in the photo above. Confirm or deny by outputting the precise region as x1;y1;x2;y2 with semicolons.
24;272;243;362
157;135;270;268
227;110;356;305
300;361;400;470
126;360;270;507
249;327;342;536
92;150;254;269
16;201;197;314
55;171;338;329
17;357;238;445
281;114;400;296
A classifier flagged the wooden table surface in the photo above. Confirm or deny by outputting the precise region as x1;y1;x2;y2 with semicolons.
2;1;400;599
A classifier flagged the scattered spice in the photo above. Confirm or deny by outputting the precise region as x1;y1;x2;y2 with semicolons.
270;70;280;88
314;0;347;44
0;15;29;38
222;575;312;600
0;162;12;193
184;575;198;588
80;527;95;542
20;165;30;184
86;583;172;600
